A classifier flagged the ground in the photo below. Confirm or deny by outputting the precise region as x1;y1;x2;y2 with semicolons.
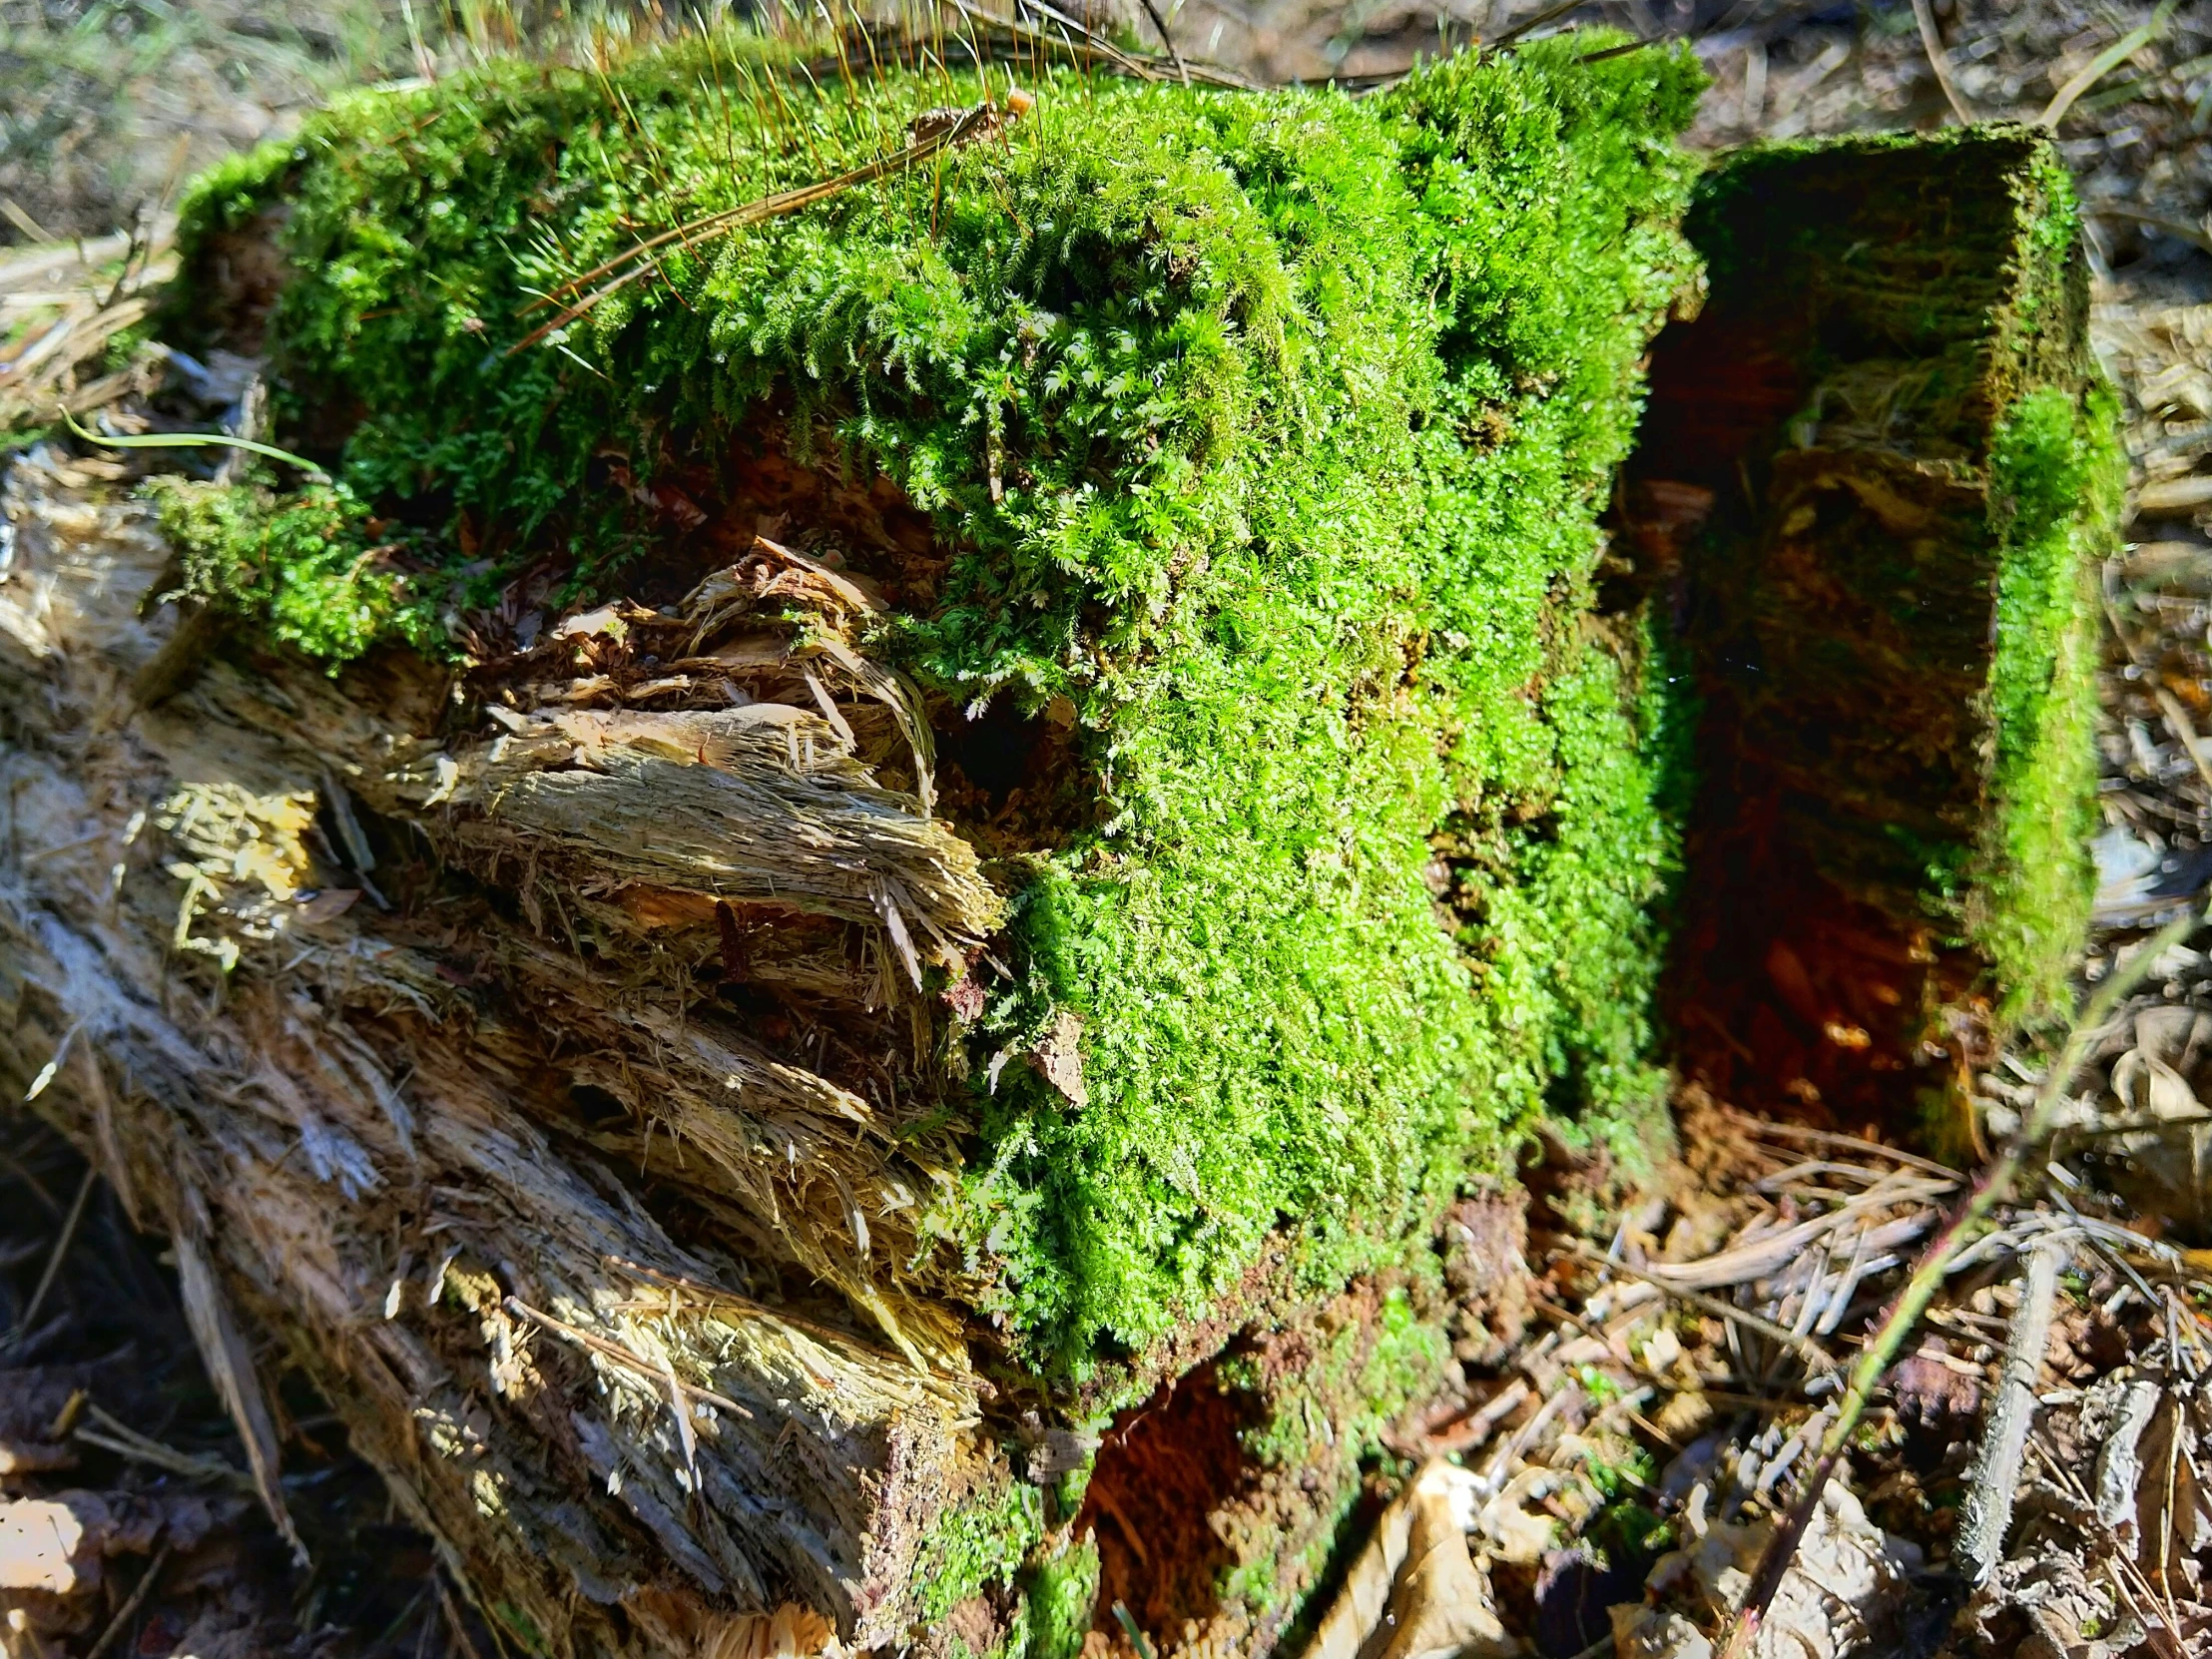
5;2;2212;1658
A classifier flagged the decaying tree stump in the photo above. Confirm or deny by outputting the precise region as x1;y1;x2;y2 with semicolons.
0;22;2110;1656
1638;130;2118;1137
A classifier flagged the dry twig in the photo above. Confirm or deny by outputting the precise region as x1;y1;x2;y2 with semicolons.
512;92;1033;353
1910;0;1974;125
1956;1234;2062;1579
5;1163;94;1351
80;1546;169;1659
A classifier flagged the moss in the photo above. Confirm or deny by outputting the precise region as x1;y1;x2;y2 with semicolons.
492;1602;546;1656
1973;379;2118;1022
167;27;1706;1367
912;1479;1047;1632
1227;1280;1446;1474
1019;1537;1101;1659
1206;1270;1453;1626
146;474;445;667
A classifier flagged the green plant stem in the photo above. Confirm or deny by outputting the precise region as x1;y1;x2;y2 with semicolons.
59;408;326;477
1718;902;2204;1659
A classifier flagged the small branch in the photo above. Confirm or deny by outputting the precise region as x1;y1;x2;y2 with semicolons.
1489;0;1587;53
1911;0;1975;126
82;1545;169;1659
1569;1242;1840;1379
75;1401;258;1491
512;94;1030;354
1135;0;1189;86
5;1163;94;1350
2089;204;2212;259
1957;1235;2062;1580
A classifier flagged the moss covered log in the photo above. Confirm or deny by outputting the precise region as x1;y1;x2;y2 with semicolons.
161;31;1708;1371
0;22;2114;1658
1633;129;2117;1139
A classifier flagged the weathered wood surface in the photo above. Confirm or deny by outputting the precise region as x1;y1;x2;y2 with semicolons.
0;451;1005;1652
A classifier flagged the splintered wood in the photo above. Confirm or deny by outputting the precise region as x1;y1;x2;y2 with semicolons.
0;447;1009;1652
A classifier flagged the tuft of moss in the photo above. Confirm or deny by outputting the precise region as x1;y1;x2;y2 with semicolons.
1018;1537;1101;1659
146;474;444;667
910;1477;1046;1635
1976;378;2118;1022
168;29;1707;1367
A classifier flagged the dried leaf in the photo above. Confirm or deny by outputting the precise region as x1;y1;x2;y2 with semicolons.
1029;1009;1088;1111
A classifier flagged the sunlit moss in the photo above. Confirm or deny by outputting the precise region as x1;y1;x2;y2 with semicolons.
146;474;443;667
170;28;1705;1366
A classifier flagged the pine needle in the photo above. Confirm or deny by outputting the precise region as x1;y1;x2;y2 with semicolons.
509;94;1027;356
2040;0;2176;131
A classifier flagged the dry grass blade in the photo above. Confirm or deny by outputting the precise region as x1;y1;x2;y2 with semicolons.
0;218;177;430
947;0;1254;88
2026;1432;2195;1655
1731;1112;1963;1182
1631;1172;1948;1291
2039;0;2177;130
2090;203;2212;258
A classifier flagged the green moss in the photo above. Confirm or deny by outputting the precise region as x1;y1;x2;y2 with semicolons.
1019;1537;1101;1659
1227;1279;1447;1474
492;1602;546;1656
172;139;296;245
1973;380;2118;1021
912;1479;1046;1631
1196;1271;1454;1626
169;29;1706;1365
146;475;444;667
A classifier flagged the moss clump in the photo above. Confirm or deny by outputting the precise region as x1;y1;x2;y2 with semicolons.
1018;1538;1101;1659
911;1477;1046;1634
1215;1276;1452;1621
169;29;1705;1367
147;474;443;667
1977;379;2119;1020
